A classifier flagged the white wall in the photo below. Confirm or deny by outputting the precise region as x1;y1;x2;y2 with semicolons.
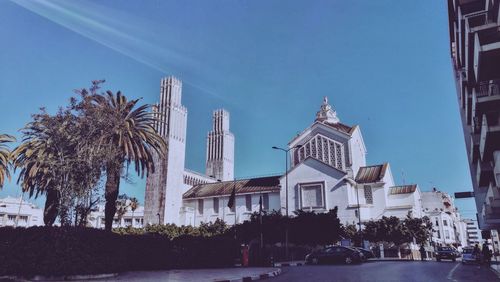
0;196;43;227
182;192;280;226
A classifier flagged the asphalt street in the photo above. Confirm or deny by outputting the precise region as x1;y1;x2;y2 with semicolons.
270;261;499;282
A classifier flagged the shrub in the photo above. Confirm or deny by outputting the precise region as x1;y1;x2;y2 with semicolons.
0;226;236;277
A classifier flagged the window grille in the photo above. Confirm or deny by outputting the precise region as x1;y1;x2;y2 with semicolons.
335;143;343;170
322;138;328;162
364;185;373;204
317;136;323;161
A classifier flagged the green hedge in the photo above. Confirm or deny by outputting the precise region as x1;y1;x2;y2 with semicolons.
0;226;238;277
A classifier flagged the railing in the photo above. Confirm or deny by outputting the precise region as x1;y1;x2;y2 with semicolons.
478;80;500;97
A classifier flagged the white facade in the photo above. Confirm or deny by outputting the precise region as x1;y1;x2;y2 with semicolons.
464;218;483;246
0;196;43;227
144;84;425;228
206;109;234;181
182;191;281;226
88;202;145;229
277;97;423;225
421;189;468;247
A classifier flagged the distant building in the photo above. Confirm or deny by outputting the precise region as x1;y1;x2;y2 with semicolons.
463;218;483;246
421;189;468;247
0;196;43;227
447;0;500;232
88;201;144;229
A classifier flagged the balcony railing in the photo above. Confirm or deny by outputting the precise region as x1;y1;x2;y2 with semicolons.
478;79;500;97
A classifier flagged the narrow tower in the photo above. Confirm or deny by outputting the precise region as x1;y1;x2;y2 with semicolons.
206;109;234;181
144;76;187;225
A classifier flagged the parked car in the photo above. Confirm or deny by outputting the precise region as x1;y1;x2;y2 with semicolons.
435;246;460;262
305;246;363;265
461;247;479;264
353;247;375;261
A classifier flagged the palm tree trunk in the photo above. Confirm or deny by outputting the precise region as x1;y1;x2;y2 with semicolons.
104;164;120;231
43;189;60;226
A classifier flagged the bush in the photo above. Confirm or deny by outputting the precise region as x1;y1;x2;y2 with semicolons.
0;226;236;277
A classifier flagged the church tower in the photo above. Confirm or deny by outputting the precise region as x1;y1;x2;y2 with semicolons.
206;109;234;181
144;76;187;225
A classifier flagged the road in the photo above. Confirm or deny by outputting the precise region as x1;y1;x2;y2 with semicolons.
270;261;499;282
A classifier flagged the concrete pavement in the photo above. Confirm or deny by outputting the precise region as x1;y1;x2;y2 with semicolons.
98;267;281;282
271;261;499;282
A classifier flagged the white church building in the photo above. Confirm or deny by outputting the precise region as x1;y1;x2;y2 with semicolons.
144;76;424;227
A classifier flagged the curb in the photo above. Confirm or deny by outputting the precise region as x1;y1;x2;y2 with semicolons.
215;268;281;282
489;266;500;279
0;273;118;281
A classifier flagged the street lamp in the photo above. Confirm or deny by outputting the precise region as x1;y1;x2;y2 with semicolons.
272;144;302;260
272;145;302;217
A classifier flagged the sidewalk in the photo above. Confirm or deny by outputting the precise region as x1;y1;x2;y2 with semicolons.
103;268;281;282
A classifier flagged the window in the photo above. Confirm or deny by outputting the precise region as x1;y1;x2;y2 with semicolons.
229;196;235;213
19;216;28;223
7;215;15;221
443;220;448;226
124;218;132;226
445;230;450;239
300;183;325;209
198;199;204;215
262;193;269;211
101;218;105;225
135;218;141;224
364;185;373;204
435;218;439;226
437;230;441;239
245;195;252;211
354;209;359;218
213;198;219;214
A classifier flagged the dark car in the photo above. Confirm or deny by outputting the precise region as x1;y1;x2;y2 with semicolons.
435;246;459;262
353;247;375;261
305;246;363;265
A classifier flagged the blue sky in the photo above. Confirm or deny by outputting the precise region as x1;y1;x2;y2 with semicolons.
0;0;478;218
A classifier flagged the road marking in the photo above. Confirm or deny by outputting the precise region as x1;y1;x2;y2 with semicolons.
447;263;460;281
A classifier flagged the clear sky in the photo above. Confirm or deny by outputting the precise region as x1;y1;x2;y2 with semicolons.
0;0;478;218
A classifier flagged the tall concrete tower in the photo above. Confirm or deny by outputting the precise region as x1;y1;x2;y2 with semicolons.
144;76;187;225
206;109;234;181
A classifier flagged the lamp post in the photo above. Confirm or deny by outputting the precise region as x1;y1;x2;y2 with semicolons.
272;144;302;260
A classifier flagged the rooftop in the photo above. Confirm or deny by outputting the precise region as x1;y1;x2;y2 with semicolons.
355;163;389;183
183;175;281;199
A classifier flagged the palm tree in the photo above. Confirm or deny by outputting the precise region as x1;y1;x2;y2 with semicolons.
129;197;139;227
0;134;15;189
88;91;166;231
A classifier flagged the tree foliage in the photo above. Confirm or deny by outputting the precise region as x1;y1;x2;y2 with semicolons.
363;215;433;246
0;134;15;189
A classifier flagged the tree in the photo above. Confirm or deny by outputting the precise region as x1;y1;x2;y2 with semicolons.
363;216;411;246
129;197;139;226
12;108;102;226
75;85;167;231
0;134;15;189
115;195;129;227
404;215;433;245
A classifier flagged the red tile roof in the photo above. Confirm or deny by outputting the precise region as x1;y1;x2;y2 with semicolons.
183;176;281;199
322;121;355;135
355;163;388;183
390;185;417;195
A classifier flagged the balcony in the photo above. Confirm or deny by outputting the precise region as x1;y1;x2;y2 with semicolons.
486;182;500;207
479;113;500;162
474;80;500;115
470;133;481;163
473;29;500;82
477;157;494;187
494;150;500;186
